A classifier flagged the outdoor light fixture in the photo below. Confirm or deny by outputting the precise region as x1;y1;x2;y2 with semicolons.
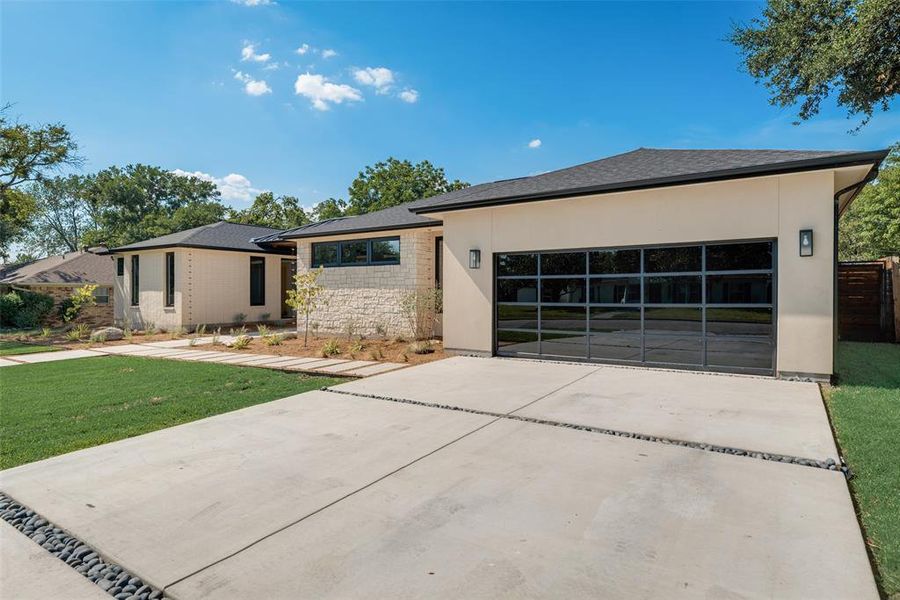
469;248;481;269
799;229;814;257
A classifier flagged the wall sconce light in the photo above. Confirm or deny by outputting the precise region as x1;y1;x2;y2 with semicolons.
799;229;813;257
469;248;481;269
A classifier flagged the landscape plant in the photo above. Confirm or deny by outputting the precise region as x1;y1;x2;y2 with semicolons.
231;335;252;350
321;338;341;357
58;284;97;323
0;289;54;329
233;312;246;325
285;266;326;347
400;287;442;340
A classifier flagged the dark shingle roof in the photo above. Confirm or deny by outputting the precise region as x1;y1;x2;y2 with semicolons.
410;148;888;214
0;250;115;286
275;204;440;240
109;221;292;254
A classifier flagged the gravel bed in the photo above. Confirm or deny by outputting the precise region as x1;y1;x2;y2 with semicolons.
324;387;850;475
0;492;169;600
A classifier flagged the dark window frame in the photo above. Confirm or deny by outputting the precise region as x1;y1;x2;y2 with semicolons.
250;256;266;306
311;236;401;268
164;252;175;307
130;255;140;306
116;257;124;277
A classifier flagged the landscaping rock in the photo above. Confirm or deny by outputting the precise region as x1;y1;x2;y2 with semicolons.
91;326;124;341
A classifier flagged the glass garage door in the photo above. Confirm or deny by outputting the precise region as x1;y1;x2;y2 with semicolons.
494;241;776;374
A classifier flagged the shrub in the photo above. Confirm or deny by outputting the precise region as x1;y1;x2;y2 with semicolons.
168;326;185;339
90;331;107;343
229;325;247;336
231;334;252;349
123;327;133;341
321;338;341;357
233;312;247;325
58;284;98;323
263;333;284;346
350;340;364;354
65;323;90;341
1;290;54;329
39;327;52;339
259;312;271;323
256;324;271;337
408;340;435;355
400;288;442;340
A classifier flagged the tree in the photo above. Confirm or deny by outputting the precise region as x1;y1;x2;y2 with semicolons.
285;266;326;347
24;175;96;255
0;106;83;259
309;197;347;221
83;164;225;247
839;144;900;260
344;158;468;216
731;0;899;127
229;192;310;229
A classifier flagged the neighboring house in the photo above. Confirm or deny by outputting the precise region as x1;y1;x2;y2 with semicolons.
116;148;889;380
0;248;116;327
107;221;295;331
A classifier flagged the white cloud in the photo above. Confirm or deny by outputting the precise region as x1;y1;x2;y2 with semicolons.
398;88;419;103
171;170;265;204
527;138;542;149
231;0;274;5
233;71;272;96
353;67;394;94
321;48;337;59
241;42;270;63
294;72;362;111
295;43;310;55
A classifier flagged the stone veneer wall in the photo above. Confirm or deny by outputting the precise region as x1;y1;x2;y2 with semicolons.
295;229;438;337
27;284;115;328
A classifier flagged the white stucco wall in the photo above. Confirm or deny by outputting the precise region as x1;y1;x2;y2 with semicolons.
439;169;846;377
294;228;440;337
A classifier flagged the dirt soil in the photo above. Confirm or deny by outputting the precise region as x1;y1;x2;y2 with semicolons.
210;335;448;366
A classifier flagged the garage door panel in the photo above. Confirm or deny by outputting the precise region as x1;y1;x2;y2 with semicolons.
495;240;776;375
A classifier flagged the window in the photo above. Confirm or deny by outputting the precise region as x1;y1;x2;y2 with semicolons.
130;255;140;306
311;236;401;267
250;257;265;306
93;287;110;305
165;252;175;307
116;257;124;276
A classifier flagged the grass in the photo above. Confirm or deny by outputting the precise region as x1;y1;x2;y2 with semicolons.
0;356;341;469
824;342;900;597
0;340;58;356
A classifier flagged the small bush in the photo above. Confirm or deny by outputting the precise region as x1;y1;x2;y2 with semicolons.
321;339;341;357
123;327;133;341
350;340;364;354
230;325;247;336
39;327;52;339
259;312;271;323
231;334;252;349
263;333;284;346
65;323;90;341
256;324;271;337
145;321;159;335
233;312;247;325
90;331;107;343
1;290;54;328
408;340;435;355
169;326;185;339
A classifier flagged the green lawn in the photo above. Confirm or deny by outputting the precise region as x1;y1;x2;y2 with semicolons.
0;356;341;469
0;340;58;356
825;342;900;597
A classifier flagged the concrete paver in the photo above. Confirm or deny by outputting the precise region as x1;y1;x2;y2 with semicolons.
0;520;109;600
334;355;598;412
91;344;150;354
139;338;213;349
516;364;839;460
8;349;103;364
171;418;875;600
314;360;376;373
340;362;406;376
0;391;492;590
0;357;20;367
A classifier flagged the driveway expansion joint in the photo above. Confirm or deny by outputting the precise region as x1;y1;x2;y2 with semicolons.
324;387;846;473
0;492;169;600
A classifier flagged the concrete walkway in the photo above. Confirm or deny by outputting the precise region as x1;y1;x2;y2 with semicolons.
0;338;407;378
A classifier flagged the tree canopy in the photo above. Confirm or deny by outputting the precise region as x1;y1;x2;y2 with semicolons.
839;144;900;260
344;157;468;216
731;0;899;127
228;192;310;229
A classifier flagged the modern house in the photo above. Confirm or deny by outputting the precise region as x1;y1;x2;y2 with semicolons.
107;222;296;330
111;148;889;380
0;247;116;327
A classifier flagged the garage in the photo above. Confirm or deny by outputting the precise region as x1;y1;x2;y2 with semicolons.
494;240;775;375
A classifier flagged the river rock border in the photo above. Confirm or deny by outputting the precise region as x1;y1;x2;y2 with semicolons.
324;387;850;476
0;492;169;600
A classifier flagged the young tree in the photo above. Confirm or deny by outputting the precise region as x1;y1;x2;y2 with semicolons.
285;266;326;347
229;192;310;229
839;144;900;260
344;158;468;215
731;0;899;127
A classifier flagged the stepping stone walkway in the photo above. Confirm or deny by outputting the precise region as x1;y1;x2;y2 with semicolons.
0;340;408;377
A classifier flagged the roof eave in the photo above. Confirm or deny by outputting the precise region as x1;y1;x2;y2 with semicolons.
107;243;295;255
280;219;442;240
411;150;890;215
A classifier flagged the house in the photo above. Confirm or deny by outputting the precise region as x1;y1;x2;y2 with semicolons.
0;247;116;327
113;148;889;380
107;222;295;330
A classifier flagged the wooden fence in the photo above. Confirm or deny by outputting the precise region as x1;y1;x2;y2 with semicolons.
838;258;899;343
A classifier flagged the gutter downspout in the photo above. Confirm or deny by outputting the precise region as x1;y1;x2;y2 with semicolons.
832;166;881;379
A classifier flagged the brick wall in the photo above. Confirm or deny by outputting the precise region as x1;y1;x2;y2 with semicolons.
295;229;439;337
28;284;115;328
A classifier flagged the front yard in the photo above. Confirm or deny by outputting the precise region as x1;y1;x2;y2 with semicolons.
824;342;900;597
0;356;340;470
0;340;58;356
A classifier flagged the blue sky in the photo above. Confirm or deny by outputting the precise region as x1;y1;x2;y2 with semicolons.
2;0;897;210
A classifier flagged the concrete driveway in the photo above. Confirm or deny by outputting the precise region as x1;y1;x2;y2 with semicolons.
1;357;876;599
